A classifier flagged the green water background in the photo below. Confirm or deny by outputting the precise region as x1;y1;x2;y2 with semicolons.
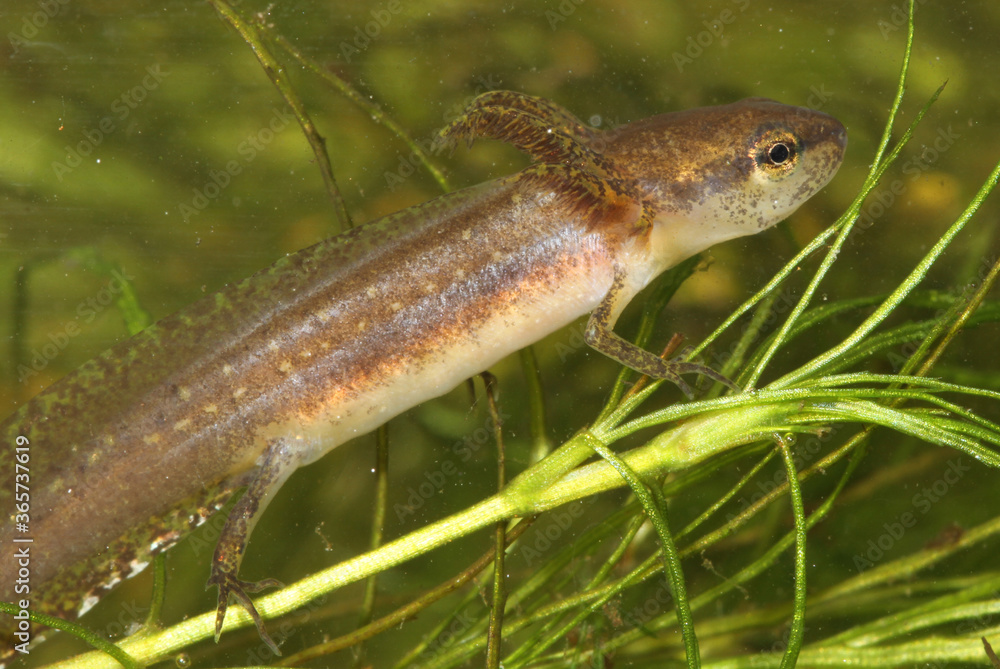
2;1;999;666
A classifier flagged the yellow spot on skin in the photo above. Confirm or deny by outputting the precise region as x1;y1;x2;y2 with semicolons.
462;229;472;240
279;360;293;373
366;286;377;298
357;319;367;332
143;433;162;445
173;418;191;431
222;364;234;376
233;387;247;399
425;282;436;293
203;404;218;414
455;268;466;280
320;342;330;350
492;251;504;261
299;350;312;358
269;340;280;352
178;387;191;401
317;310;331;323
390;302;402;311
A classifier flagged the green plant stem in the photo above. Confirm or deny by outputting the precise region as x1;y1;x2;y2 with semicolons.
266;33;450;193
208;0;352;229
484;373;507;669
352;422;390;666
143;554;166;634
597;256;701;422
705;638;1000;668
747;79;946;389
573;438;868;664
278;521;534;666
11;248;150;399
773;151;1000;389
0;602;140;669
820;576;1000;647
587;439;700;668
45;400;807;668
692;0;929;377
57;382;1000;669
502;509;645;667
518;346;552;462
675;448;777;541
776;434;806;669
915;254;1000;377
723;286;781;386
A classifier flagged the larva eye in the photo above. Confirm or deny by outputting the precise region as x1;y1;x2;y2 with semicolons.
767;142;792;165
751;128;801;178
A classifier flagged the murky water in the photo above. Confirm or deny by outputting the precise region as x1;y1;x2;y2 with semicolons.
2;1;998;666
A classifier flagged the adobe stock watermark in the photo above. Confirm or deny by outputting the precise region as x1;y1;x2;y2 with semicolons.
177;106;294;222
242;593;328;665
711;284;800;370
725;427;839;523
20;598;151;659
383;74;502;193
15;268;137;383
8;0;70;55
672;0;751;73
393;410;511;522
180;498;329;665
98;599;148;641
877;0;930;40
852;457;972;572
621;577;675;631
553;321;589;363
955;590;1000;636
184;507;230;559
413;602;481;665
338;0;406;63
887;251;997;372
51;64;169;182
518;499;592;566
847;123;961;247
545;0;585;30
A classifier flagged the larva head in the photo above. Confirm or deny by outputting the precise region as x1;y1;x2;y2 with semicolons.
604;98;847;268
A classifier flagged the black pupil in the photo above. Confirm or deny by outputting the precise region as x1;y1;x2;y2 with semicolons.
768;143;791;164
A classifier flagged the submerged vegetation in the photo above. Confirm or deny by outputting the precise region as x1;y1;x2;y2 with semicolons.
3;1;1000;667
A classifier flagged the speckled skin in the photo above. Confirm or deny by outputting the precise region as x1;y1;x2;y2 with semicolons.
0;92;846;654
